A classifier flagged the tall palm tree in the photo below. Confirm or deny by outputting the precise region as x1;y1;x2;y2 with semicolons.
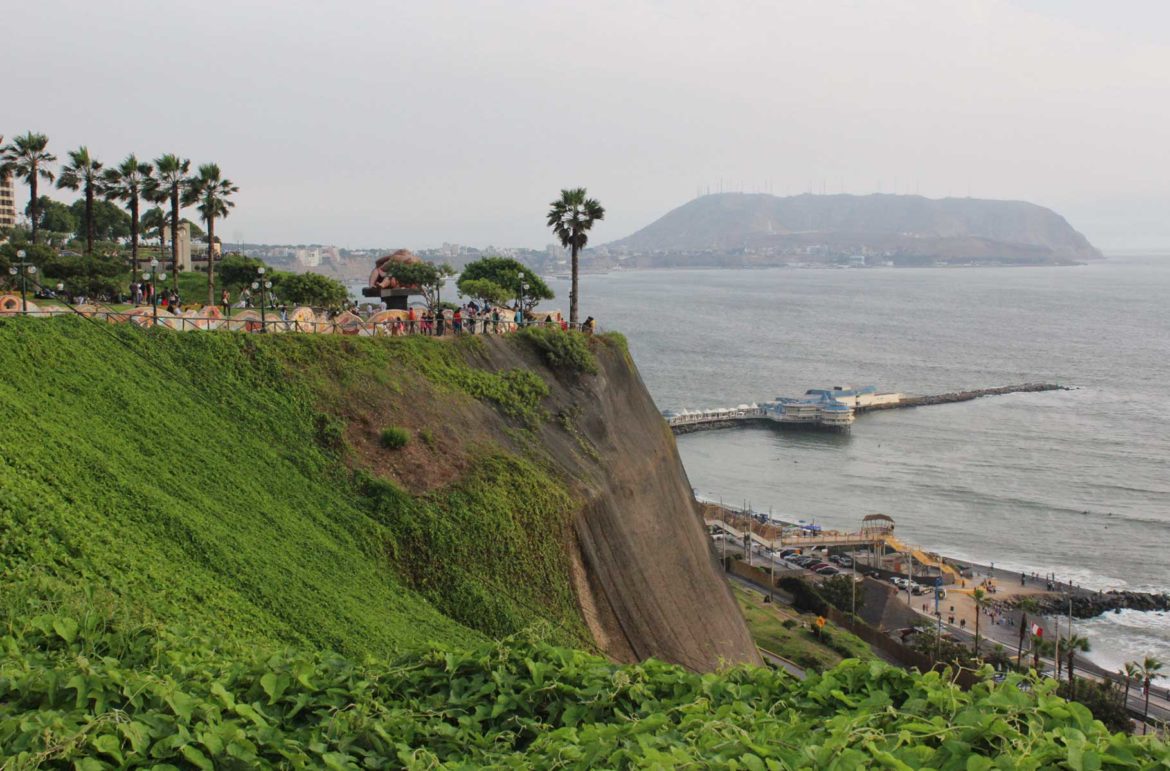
146;154;190;286
0;132;56;245
57;147;105;255
1122;661;1142;710
1063;633;1090;697
103;155;154;276
546;187;605;326
182;163;238;306
971;587;987;659
1140;656;1163;734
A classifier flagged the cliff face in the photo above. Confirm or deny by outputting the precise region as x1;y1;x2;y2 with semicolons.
609;193;1101;264
0;319;757;672
475;338;761;670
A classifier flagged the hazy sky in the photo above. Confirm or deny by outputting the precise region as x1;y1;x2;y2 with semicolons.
8;0;1170;250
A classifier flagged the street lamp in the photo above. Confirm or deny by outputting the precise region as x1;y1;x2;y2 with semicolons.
8;249;36;315
143;258;166;324
254;267;273;330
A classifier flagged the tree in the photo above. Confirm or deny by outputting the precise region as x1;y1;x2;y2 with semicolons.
68;200;129;242
141;206;167;256
217;254;269;291
1140;656;1163;734
57;147;104;255
382;260;455;312
40;252;125;300
456;256;553;311
146;154;190;286
1123;661;1142;710
0;132;56;245
277;271;348;309
971;588;987;659
818;575;866;616
1016;597;1038;669
1032;634;1053;672
28;195;77;237
182;163;238;306
1063;633;1090;697
103;155;154;276
546;188;604;325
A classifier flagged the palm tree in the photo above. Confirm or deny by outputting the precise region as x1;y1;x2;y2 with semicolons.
1032;635;1054;673
1063;633;1090;697
1140;656;1163;734
1123;661;1142;710
146;154;190;286
0;132;56;245
971;587;987;659
103;155;154;276
141;206;167;260
182;164;238;306
546;187;605;326
56;147;105;255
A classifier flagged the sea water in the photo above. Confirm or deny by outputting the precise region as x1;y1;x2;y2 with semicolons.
559;255;1170;674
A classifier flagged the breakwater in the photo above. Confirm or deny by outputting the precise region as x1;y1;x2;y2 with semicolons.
1010;590;1170;620
864;383;1070;412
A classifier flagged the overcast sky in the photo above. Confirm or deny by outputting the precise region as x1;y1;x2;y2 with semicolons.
7;0;1170;250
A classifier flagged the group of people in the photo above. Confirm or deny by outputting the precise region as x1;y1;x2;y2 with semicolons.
366;301;596;337
129;281;183;313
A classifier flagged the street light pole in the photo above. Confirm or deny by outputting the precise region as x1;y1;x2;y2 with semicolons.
8;250;36;314
255;267;272;331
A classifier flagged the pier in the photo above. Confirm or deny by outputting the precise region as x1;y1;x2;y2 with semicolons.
666;383;1066;435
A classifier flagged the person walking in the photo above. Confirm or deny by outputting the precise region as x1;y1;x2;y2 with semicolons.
221;289;231;317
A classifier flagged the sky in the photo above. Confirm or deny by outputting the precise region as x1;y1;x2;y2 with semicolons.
6;0;1170;250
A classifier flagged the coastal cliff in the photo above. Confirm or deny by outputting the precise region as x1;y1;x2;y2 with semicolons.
0;318;757;671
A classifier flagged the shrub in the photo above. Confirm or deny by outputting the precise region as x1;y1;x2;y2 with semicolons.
380;426;410;449
418;428;435;447
782;618;797;630
516;327;598;375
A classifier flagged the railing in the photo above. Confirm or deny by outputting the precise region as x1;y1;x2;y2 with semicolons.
0;306;598;337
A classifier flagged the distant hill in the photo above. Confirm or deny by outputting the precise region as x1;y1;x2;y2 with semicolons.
603;193;1101;266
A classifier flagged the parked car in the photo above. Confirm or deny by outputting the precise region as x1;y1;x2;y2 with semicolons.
838;556;854;567
780;550;800;559
808;562;831;572
816;566;839;576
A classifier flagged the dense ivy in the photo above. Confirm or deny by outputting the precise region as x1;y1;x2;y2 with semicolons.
3;611;1168;769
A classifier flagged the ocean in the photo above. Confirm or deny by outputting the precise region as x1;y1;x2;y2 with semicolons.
553;256;1170;675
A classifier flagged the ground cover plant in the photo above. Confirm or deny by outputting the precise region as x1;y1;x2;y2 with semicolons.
3;604;1168;769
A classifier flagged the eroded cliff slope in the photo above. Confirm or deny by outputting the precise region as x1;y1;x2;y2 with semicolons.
0;319;757;670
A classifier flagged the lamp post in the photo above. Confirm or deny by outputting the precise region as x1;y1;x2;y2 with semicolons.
253;267;273;331
8;249;36;314
142;258;166;324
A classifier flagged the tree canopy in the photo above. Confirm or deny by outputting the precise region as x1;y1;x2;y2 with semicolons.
217;254;269;290
277;271;349;309
456;256;552;311
382;260;455;311
68;199;130;242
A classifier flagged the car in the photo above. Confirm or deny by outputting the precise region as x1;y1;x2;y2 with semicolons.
911;583;930;595
808;562;831;571
816;566;839;576
892;577;909;589
838;556;853;567
780;550;800;559
828;555;841;564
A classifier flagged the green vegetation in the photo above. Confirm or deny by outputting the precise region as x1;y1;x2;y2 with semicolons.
456;255;553;311
4;614;1166;768
276;270;348;308
380;259;456;312
379;426;411;449
515;326;599;374
0;319;486;657
735;586;873;672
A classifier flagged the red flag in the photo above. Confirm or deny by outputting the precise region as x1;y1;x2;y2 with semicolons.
1030;623;1043;637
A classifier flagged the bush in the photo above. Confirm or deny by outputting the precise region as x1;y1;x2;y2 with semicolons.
380;426;410;449
516;326;598;375
782;618;797;630
418;428;435;447
777;576;829;615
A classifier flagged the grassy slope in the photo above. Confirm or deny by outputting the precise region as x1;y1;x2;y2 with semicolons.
0;318;480;656
734;586;873;671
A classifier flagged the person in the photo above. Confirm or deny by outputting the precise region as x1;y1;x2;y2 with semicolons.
583;316;595;334
221;289;231;317
546;314;554;328
453;308;462;335
407;306;417;334
491;308;500;334
514;307;523;329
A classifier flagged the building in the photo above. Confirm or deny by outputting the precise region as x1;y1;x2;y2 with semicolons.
0;172;16;230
